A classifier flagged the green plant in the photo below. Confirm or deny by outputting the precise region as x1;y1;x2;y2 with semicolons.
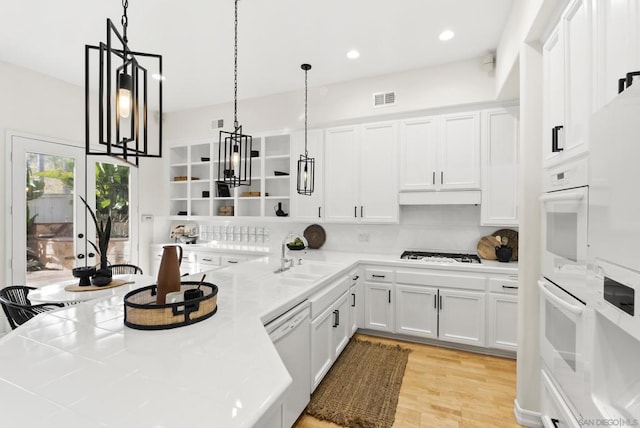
95;162;130;236
79;195;111;270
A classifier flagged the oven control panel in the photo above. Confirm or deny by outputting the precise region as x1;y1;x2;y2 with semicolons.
543;156;588;192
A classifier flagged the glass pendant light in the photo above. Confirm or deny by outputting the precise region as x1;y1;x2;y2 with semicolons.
297;63;315;195
218;0;252;188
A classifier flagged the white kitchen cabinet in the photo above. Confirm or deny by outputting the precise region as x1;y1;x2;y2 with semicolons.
480;107;519;226
592;0;640;111
290;129;325;221
395;284;438;339
324;122;398;224
543;0;592;166
399;112;480;192
348;272;361;337
309;276;351;391
486;276;519;352
363;268;395;332
438;289;486;347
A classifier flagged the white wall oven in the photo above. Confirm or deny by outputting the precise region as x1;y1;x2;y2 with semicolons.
539;278;593;424
540;158;589;303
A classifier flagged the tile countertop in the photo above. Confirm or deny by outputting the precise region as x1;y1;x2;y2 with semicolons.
0;249;517;427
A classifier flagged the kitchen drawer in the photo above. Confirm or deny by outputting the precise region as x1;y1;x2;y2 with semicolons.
395;269;486;291
364;268;394;283
310;276;350;320
198;254;221;267
488;276;519;294
540;369;580;428
221;255;248;265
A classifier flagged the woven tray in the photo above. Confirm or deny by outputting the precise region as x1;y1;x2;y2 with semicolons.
65;279;133;292
124;282;218;330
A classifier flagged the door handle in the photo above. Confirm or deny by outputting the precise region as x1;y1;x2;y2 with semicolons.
88;252;96;258
551;418;560;428
552;125;564;152
388;289;391;303
619;70;640;93
318;206;321;218
440;171;444;185
77;254;85;259
360;206;363;217
432;171;435;185
351;293;356;307
434;294;437;309
333;310;339;327
439;295;443;310
354;206;357;218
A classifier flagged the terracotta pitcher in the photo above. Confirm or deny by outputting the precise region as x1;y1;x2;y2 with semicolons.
156;245;183;304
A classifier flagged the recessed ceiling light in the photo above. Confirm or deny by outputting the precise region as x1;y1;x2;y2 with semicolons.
346;49;360;59
439;30;455;41
152;73;165;81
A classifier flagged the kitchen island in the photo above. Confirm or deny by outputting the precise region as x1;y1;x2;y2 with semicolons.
0;250;517;427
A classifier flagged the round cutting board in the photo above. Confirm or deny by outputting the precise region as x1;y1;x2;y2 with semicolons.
303;224;326;249
477;235;501;260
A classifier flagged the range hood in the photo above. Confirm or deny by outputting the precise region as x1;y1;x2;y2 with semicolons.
398;190;481;205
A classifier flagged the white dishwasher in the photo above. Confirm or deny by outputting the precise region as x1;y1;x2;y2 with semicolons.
266;301;311;428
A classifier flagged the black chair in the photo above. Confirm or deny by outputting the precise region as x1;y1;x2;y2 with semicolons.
0;286;64;330
108;264;144;275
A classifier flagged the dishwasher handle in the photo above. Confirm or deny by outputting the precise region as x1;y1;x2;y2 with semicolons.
268;308;310;342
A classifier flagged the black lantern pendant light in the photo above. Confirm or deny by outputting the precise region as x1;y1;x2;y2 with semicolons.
85;0;163;167
297;63;315;195
218;0;252;188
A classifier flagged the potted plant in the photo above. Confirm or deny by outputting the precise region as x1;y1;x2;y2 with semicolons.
79;195;112;284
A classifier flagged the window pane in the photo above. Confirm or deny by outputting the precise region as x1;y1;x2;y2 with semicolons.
95;162;130;264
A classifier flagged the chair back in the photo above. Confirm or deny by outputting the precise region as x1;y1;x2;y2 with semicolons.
109;264;143;275
0;286;64;330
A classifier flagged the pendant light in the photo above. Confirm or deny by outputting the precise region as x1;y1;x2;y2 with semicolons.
84;0;163;167
297;63;315;195
218;0;252;188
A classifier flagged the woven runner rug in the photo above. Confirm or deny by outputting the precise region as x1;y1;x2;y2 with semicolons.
305;338;410;428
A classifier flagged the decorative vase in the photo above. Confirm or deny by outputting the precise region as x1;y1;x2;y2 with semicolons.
156;245;183;304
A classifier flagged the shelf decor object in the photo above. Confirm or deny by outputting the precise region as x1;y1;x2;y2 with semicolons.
218;0;252;188
84;0;163;167
297;63;315;195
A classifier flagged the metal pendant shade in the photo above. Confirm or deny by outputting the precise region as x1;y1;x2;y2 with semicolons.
297;63;315;195
218;0;252;188
84;0;163;167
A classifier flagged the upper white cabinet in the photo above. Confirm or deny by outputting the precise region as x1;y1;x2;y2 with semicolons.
290;129;325;221
324;122;398;224
481;107;519;226
399;112;480;192
592;0;640;111
543;0;592;166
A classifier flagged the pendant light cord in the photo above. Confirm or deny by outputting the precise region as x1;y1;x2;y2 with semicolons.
304;67;308;156
121;0;129;44
234;0;239;130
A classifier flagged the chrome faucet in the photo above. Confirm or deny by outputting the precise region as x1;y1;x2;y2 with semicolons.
276;232;308;273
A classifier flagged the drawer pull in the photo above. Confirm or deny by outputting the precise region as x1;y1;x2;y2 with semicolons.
352;275;359;281
372;274;386;278
227;260;239;264
502;285;518;290
202;258;213;262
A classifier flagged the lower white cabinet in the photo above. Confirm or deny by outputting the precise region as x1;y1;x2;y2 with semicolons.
309;276;351;391
395;284;438;338
438;289;486;347
486;276;519;352
258;400;284;428
363;268;395;332
348;272;361;337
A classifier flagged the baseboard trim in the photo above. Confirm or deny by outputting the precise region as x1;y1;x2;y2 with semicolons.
514;398;542;427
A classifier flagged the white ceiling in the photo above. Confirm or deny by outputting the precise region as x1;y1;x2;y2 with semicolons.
0;0;514;112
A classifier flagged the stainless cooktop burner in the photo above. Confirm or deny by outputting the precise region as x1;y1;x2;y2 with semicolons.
400;250;481;264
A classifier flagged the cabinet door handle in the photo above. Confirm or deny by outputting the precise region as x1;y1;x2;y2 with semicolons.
434;294;437;309
360;206;363;217
333;310;339;327
551;418;560;428
552;125;564;152
388;289;391;303
619;77;628;94
619;70;640;93
439;295;443;310
502;285;519;290
432;171;435;185
318;206;321;218
352;275;359;281
354;206;357;218
372;274;386;278
351;293;356;307
440;171;444;184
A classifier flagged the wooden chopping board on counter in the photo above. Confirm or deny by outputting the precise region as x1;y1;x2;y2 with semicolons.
477;229;519;261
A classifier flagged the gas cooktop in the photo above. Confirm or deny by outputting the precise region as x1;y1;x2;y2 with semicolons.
400;250;482;264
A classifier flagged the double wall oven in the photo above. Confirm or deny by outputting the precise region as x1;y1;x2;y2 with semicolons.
539;158;594;426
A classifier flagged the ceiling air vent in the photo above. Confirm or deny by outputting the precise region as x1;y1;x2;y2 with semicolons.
373;91;396;108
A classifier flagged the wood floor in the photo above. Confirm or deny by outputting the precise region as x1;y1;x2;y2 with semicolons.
294;334;523;428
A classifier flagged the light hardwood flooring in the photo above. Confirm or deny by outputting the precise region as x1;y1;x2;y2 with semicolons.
294;333;523;428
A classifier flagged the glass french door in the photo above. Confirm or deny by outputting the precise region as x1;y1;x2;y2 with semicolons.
10;134;87;287
9;133;139;287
